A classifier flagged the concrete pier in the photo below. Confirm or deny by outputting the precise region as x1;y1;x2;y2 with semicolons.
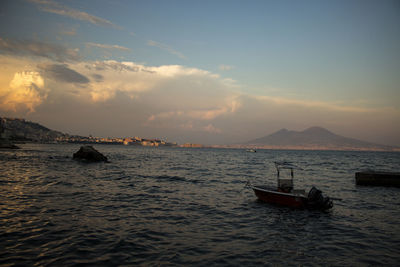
355;171;400;187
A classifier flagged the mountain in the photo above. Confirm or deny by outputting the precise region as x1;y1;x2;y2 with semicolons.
0;117;65;142
246;126;397;151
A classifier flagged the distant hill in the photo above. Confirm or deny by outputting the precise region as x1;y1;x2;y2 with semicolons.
0;118;177;146
0;117;65;142
246;126;397;151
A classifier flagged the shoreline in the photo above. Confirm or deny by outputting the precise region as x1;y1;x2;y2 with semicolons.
9;141;400;152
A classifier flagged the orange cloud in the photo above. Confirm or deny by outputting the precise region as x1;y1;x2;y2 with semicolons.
0;55;398;145
1;71;47;112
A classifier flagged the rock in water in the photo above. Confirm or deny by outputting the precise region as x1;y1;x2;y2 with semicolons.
73;146;108;162
355;171;400;187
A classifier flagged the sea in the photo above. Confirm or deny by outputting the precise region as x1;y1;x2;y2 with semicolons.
1;144;399;266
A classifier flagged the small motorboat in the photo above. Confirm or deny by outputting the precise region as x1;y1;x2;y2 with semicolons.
250;162;333;210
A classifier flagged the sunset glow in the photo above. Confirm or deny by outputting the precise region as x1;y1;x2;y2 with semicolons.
0;0;399;145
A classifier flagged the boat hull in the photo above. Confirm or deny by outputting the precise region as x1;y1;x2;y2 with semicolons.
252;186;307;209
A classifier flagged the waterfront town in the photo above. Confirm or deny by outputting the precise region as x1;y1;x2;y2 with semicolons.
55;135;179;147
0;117;203;148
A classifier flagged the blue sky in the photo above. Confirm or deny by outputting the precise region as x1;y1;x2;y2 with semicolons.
0;0;399;145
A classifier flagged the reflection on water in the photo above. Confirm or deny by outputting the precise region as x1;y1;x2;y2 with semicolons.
1;144;399;265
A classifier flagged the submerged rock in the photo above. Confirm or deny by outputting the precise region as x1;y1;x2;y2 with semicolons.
73;146;108;162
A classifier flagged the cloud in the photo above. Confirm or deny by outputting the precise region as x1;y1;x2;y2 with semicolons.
1;56;399;145
60;27;77;36
84;60;140;72
146;106;233;123
0;71;47;112
219;64;234;71
78;60;151;101
85;42;131;52
91;73;104;82
71;60;226;103
0;38;79;62
253;95;374;113
150;97;240;122
147;40;186;59
38;63;90;84
146;64;217;78
29;0;119;28
203;124;222;134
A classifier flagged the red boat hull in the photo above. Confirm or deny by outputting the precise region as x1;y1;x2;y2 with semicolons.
252;186;307;209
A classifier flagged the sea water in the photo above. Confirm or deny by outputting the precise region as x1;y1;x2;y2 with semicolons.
1;144;399;266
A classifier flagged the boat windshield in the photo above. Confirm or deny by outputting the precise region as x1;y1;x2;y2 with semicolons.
274;162;303;192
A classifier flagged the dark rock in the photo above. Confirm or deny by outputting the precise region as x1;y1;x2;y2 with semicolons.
73;146;108;162
356;171;400;187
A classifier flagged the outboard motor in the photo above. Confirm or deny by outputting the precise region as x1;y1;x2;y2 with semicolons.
307;186;333;210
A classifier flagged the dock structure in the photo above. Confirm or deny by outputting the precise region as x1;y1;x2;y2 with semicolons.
355;171;400;187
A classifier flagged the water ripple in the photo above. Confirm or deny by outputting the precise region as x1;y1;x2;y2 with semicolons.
0;144;399;266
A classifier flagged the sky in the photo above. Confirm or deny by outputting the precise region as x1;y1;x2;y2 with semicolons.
0;0;399;145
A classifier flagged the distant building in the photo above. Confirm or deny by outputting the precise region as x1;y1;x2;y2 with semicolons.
123;138;133;145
